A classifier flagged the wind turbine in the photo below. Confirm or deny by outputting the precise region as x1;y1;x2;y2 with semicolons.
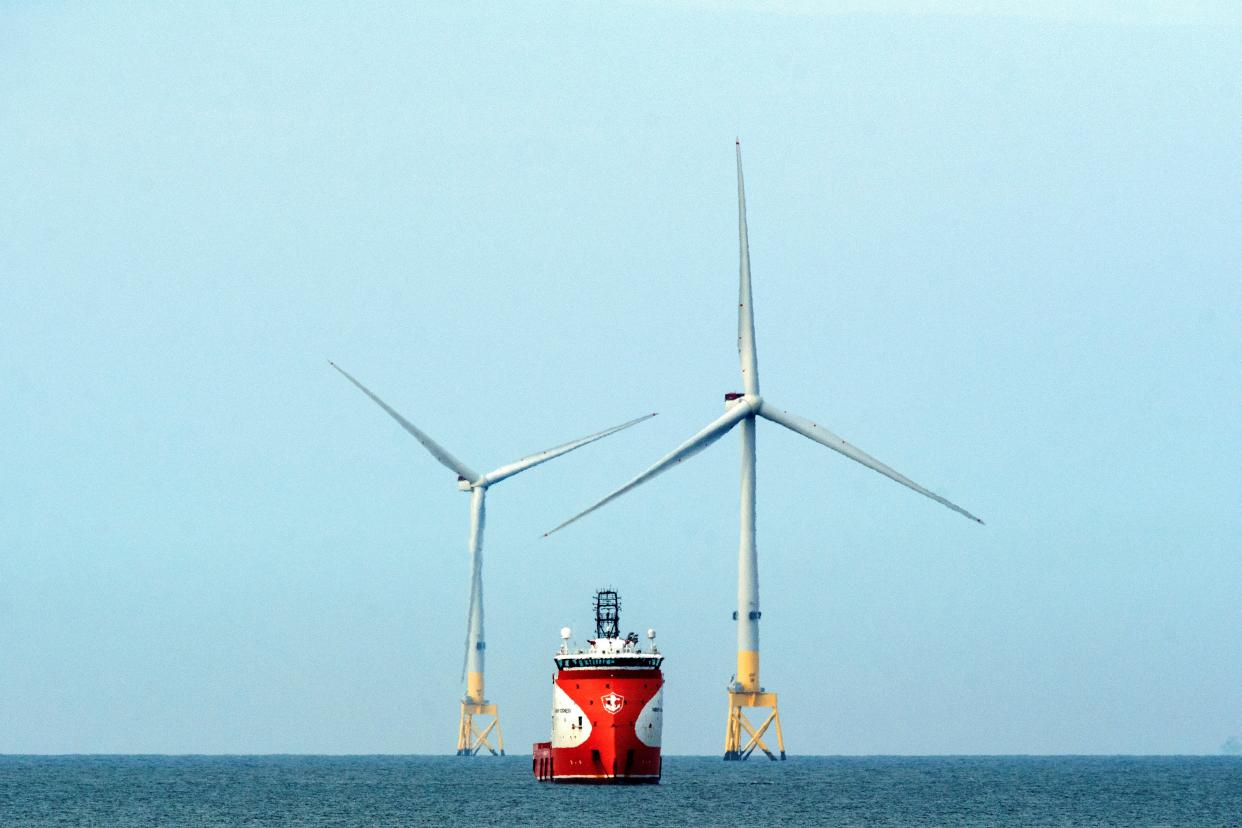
330;361;655;756
546;142;982;761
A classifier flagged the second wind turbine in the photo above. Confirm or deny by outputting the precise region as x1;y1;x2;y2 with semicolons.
332;362;654;756
547;142;982;761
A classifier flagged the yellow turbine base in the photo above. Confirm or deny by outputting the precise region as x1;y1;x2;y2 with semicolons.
466;671;485;704
736;650;760;693
456;701;505;756
723;689;785;761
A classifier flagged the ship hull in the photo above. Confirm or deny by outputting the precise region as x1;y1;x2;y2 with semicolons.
546;742;662;783
535;666;663;784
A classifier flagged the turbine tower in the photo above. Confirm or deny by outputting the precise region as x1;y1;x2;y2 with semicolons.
547;142;982;760
331;361;655;756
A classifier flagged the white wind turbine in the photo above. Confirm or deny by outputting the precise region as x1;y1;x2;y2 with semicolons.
331;361;655;756
546;142;982;761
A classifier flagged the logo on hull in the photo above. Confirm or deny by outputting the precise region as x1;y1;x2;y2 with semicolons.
601;691;625;714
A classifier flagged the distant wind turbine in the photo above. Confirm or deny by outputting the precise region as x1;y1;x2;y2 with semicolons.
546;142;981;761
331;361;655;756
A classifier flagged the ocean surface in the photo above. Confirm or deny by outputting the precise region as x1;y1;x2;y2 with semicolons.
2;755;1240;827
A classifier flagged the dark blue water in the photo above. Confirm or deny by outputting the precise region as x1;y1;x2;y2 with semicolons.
2;755;1240;827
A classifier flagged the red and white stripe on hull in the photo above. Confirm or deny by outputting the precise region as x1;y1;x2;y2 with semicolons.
546;666;662;783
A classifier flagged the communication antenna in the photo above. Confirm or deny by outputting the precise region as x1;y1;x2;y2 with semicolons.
593;589;620;639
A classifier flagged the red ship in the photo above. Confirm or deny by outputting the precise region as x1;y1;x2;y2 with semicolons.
533;590;663;784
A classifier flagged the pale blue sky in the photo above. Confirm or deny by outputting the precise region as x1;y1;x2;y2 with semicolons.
2;2;1239;755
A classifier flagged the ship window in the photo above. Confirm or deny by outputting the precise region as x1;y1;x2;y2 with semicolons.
578;716;582;728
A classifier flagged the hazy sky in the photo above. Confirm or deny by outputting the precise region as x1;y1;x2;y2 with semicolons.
2;2;1239;756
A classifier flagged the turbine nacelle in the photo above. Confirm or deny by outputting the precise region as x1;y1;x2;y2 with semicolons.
724;392;762;414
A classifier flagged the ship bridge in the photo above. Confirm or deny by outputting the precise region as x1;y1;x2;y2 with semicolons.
554;639;663;671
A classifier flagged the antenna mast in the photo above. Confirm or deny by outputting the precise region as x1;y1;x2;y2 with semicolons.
593;589;620;639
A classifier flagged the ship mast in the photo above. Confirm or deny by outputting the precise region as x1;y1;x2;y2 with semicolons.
593;589;620;639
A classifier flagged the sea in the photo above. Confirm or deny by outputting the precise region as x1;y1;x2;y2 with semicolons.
2;755;1240;827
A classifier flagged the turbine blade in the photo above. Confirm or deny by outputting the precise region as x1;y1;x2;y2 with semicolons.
759;402;983;524
461;572;478;683
483;412;658;486
329;361;478;482
544;404;750;537
736;140;760;396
